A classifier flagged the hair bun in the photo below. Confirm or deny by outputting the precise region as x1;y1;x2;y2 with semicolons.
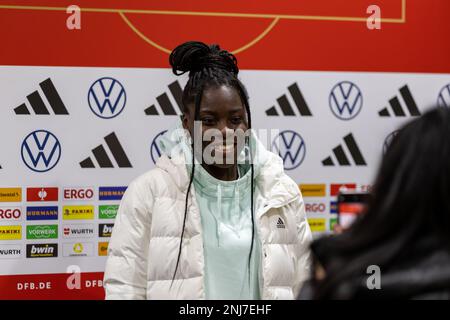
169;41;239;76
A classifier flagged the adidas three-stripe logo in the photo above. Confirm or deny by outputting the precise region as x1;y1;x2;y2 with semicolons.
80;132;132;168
276;217;285;229
266;83;312;116
145;81;183;116
322;133;366;166
378;85;420;117
14;78;69;115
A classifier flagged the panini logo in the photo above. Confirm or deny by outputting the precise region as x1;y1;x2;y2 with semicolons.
14;78;69;115
79;132;132;168
63;242;94;257
322;133;366;166
62;224;95;238
266;83;312;117
0;226;22;240
26;225;58;240
99;224;114;237
98;242;109;256
26;243;58;258
62;205;94;220
0;188;22;202
299;184;326;197
26;206;58;221
99;187;127;201
0;245;22;259
0;207;22;221
99;205;119;219
308;218;327;232
144;80;183;116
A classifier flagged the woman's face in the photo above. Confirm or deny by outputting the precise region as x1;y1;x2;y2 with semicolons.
183;85;248;169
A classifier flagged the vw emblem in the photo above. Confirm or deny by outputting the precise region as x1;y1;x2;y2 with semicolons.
329;81;363;120
383;130;399;154
21;130;61;172
437;83;450;108
272;130;306;170
88;77;127;119
150;130;168;164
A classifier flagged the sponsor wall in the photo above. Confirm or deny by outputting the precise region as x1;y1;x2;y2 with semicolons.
0;0;449;299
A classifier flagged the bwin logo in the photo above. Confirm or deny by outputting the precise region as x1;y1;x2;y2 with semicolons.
272;130;306;170
21;130;61;172
150;130;168;164
329;81;363;120
437;83;450;109
88;77;126;119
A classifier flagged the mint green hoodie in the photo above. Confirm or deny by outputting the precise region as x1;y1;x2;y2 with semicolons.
158;122;262;300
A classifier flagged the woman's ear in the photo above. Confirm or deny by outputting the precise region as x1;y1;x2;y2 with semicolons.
182;113;189;130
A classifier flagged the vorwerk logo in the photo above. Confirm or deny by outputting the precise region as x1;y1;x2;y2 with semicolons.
329;81;363;120
150;130;168;164
272;130;306;170
21;130;61;172
88;77;126;119
437;83;450;108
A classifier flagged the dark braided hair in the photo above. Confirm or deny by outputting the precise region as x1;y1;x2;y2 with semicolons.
169;41;255;287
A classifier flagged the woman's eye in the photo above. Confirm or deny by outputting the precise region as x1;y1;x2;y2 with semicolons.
231;117;243;124
201;118;215;125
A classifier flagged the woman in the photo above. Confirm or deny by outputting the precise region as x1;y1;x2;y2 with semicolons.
103;41;312;300
299;107;450;299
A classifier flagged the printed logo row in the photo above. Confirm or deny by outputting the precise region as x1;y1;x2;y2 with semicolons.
0;187;126;202
0;223;113;240
0;242;109;259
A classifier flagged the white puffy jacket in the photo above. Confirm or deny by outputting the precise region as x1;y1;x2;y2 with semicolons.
103;132;312;300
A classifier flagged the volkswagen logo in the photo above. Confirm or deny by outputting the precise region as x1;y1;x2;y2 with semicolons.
150;130;168;164
272;130;306;170
329;81;363;120
437;83;450;108
21;130;61;172
383;130;399;154
88;77;127;119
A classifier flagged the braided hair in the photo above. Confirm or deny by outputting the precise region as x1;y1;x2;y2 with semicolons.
169;41;255;286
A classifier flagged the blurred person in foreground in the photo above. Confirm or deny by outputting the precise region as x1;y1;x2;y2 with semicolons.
299;107;450;300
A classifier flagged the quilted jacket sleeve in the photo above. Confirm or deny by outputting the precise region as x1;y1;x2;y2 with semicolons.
103;177;153;300
292;191;313;297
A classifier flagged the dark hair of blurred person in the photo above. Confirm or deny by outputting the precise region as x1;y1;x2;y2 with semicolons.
299;107;450;300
